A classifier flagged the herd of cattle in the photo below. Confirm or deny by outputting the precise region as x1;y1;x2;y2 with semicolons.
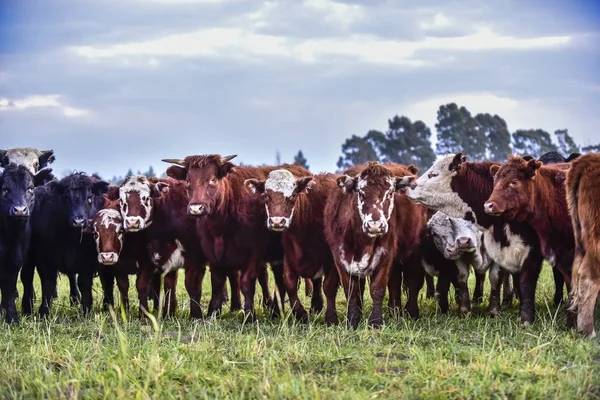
0;147;599;337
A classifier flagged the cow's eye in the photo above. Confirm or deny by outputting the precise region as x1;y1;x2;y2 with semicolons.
210;177;217;184
88;196;93;204
428;172;438;179
511;179;518;185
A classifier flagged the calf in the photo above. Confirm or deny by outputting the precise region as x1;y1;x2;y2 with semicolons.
406;153;544;324
484;155;575;327
324;162;426;328
566;152;600;337
0;164;51;323
245;169;339;324
424;211;490;314
22;172;110;316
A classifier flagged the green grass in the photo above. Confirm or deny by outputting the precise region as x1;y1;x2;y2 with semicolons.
1;263;599;399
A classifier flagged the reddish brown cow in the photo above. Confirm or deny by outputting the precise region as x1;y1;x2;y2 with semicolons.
163;154;304;321
485;155;575;327
245;169;340;324
324;162;426;329
566;152;600;337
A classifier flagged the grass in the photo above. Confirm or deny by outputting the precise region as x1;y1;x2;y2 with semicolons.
1;263;599;399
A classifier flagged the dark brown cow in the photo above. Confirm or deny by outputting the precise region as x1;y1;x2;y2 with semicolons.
324;162;426;329
566;152;600;337
485;155;575;327
163;155;305;321
245;169;340;324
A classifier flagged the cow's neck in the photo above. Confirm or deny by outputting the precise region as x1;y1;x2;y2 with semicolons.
452;161;497;229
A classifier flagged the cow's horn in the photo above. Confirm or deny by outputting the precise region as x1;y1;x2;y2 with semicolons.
161;158;186;166
220;154;237;163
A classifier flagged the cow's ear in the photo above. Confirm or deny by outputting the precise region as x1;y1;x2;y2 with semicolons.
566;153;581;162
38;150;55;168
218;162;235;179
525;159;542;179
522;155;534;161
296;176;315;194
245;179;265;194
489;165;500;177
105;185;120;200
152;181;170;197
449;152;466;172
92;180;110;195
34;168;54;186
337;175;357;193
407;164;419;175
166;166;186;180
395;175;417;193
0;150;8;167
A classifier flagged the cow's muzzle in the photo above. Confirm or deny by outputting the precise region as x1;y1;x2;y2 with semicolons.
267;216;290;231
188;203;208;216
484;201;503;216
98;252;119;265
10;205;29;218
364;220;387;237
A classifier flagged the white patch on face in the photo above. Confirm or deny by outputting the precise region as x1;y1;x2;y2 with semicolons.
265;169;296;198
407;155;475;222
338;244;387;277
5;148;42;174
158;240;185;273
356;176;396;236
481;224;531;274
120;174;152;229
93;209;123;260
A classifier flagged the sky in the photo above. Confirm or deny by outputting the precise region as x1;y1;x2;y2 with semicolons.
1;0;599;178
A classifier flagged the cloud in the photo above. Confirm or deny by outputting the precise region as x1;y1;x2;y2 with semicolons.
302;0;364;28
0;95;90;117
71;26;571;68
420;12;452;30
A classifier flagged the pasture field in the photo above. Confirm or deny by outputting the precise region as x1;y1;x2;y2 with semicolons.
0;264;599;399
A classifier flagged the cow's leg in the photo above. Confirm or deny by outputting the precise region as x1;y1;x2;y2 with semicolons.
518;251;542;325
78;270;94;315
283;260;307;323
425;274;435;299
99;268;115;311
502;271;514;306
309;277;324;314
227;270;242;312
572;253;599;337
357;277;366;313
162;270;178;317
323;268;339;326
268;260;285;318
208;270;227;317
116;274;130;312
553;266;565;307
184;261;205;319
20;259;36;316
456;260;471;316
135;266;154;318
38;267;58;317
368;259;393;328
512;273;521;301
304;278;314;297
1;267;21;324
258;262;274;310
387;263;402;319
335;263;362;329
560;263;576;329
472;270;485;306
488;263;504;317
240;257;260;323
150;272;161;311
435;271;451;314
403;255;424;320
68;272;80;306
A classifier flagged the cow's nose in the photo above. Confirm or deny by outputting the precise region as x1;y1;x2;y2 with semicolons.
268;216;287;230
484;202;495;214
188;203;207;216
366;220;385;234
125;217;140;229
100;252;118;265
73;216;86;227
457;237;472;248
11;206;28;217
446;245;459;259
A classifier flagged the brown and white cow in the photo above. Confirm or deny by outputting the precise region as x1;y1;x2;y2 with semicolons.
324;162;426;329
406;153;544;324
163;154;305;322
0;148;55;176
245;169;340;324
566;152;600;337
484;155;576;327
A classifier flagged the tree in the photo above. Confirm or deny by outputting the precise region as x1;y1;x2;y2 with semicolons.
336;135;379;171
126;168;133;177
293;150;309;170
474;113;512;161
512;129;557;158
555;129;579;155
582;144;600;153
435;103;487;160
379;116;435;170
145;165;156;178
275;150;281;165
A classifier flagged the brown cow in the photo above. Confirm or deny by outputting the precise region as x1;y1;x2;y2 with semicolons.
163;154;304;322
484;155;575;327
324;161;426;329
245;169;340;324
566;152;600;337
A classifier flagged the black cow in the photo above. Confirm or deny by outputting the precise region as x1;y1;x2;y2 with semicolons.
0;164;52;323
21;172;110;316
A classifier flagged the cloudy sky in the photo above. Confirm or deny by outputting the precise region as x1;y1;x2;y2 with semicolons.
1;0;599;177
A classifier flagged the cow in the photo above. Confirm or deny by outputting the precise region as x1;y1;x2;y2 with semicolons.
244;169;339;324
424;211;491;314
0;148;55;176
0;164;52;323
162;154;303;322
91;207;179;316
484;155;576;327
21;172;110;316
566;152;600;337
405;153;544;324
324;161;427;329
